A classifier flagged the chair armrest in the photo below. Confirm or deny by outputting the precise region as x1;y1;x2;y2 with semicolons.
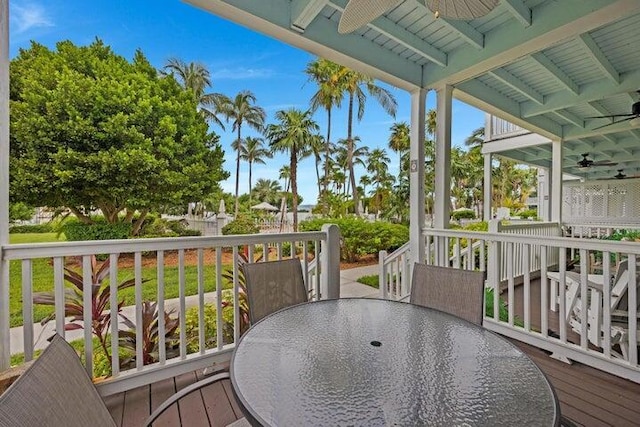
142;372;231;427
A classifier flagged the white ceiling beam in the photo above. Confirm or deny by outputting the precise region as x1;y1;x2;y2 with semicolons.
502;0;531;27
577;33;620;84
587;100;611;117
555;110;584;128
530;52;579;95
488;69;544;104
328;0;447;66
291;0;328;32
482;132;551;154
424;0;639;87
411;1;484;49
522;69;640;117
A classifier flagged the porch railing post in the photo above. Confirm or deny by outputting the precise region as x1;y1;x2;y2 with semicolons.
487;219;501;295
0;0;10;371
321;224;340;300
379;250;388;299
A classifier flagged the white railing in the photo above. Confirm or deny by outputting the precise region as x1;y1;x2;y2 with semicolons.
490;220;562;282
565;223;640;239
486;115;528;140
379;242;411;300
424;228;640;383
0;224;340;396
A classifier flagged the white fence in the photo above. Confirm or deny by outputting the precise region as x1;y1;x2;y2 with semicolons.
0;225;340;395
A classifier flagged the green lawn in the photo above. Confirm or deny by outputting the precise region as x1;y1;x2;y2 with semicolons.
8;233;234;327
9;233;65;244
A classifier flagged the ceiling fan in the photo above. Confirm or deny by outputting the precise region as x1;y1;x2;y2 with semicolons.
586;92;640;130
614;169;627;179
576;153;618;168
338;0;499;34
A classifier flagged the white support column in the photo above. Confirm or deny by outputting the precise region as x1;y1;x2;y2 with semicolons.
0;0;10;370
540;167;551;221
321;223;341;299
409;88;426;266
434;85;452;264
551;140;563;223
483;153;492;221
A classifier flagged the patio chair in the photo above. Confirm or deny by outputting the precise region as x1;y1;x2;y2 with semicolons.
409;263;486;325
242;257;308;323
0;334;249;427
548;260;640;359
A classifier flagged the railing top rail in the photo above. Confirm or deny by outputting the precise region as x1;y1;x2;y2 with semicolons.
423;228;640;254
1;231;328;260
381;241;410;263
499;221;560;230
565;222;640;229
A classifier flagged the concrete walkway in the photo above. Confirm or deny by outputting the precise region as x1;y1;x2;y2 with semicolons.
10;264;380;355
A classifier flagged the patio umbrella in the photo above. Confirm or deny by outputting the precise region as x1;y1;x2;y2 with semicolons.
251;201;279;211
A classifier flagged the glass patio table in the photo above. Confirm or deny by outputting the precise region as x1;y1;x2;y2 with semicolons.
230;298;560;426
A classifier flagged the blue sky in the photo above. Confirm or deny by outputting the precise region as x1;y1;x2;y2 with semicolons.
8;0;485;205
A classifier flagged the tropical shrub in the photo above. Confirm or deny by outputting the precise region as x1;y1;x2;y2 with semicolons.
299;217;409;262
33;255;141;361
516;208;538;220
184;302;235;352
222;215;259;235
119;301;180;367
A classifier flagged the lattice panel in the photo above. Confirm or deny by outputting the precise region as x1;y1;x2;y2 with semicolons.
563;178;640;225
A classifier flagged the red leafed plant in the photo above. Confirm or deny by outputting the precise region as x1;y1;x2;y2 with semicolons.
118;301;180;367
221;251;259;336
33;255;139;360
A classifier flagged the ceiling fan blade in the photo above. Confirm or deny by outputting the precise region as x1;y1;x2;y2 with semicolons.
591;116;636;130
584;113;635;119
338;0;400;34
591;161;618;166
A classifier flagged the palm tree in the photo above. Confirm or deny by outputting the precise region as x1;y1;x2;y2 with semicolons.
163;58;227;129
305;58;344;203
388;122;410;175
367;148;392;215
308;133;326;198
279;166;291;193
217;91;266;216
338;67;397;214
237;137;271;206
465;127;485;148
265;109;319;231
336;137;368;197
253;178;282;205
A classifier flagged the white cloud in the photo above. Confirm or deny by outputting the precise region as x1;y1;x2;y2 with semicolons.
211;67;275;80
11;2;53;34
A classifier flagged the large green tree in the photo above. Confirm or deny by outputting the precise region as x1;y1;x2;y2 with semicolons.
9;40;228;233
265;109;319;231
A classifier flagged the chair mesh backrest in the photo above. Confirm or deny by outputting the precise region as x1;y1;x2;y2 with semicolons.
410;263;486;325
242;258;308;323
0;335;116;427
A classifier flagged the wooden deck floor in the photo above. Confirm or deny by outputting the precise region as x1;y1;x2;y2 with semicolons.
105;281;640;426
104;370;245;427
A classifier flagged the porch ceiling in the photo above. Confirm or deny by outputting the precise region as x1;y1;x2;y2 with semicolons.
185;0;640;178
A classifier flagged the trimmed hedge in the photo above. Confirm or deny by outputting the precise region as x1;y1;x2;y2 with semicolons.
62;219;132;241
9;223;53;234
222;216;259;235
299;217;409;262
451;209;476;220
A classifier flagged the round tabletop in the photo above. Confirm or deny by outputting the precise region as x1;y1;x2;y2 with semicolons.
230;298;560;426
